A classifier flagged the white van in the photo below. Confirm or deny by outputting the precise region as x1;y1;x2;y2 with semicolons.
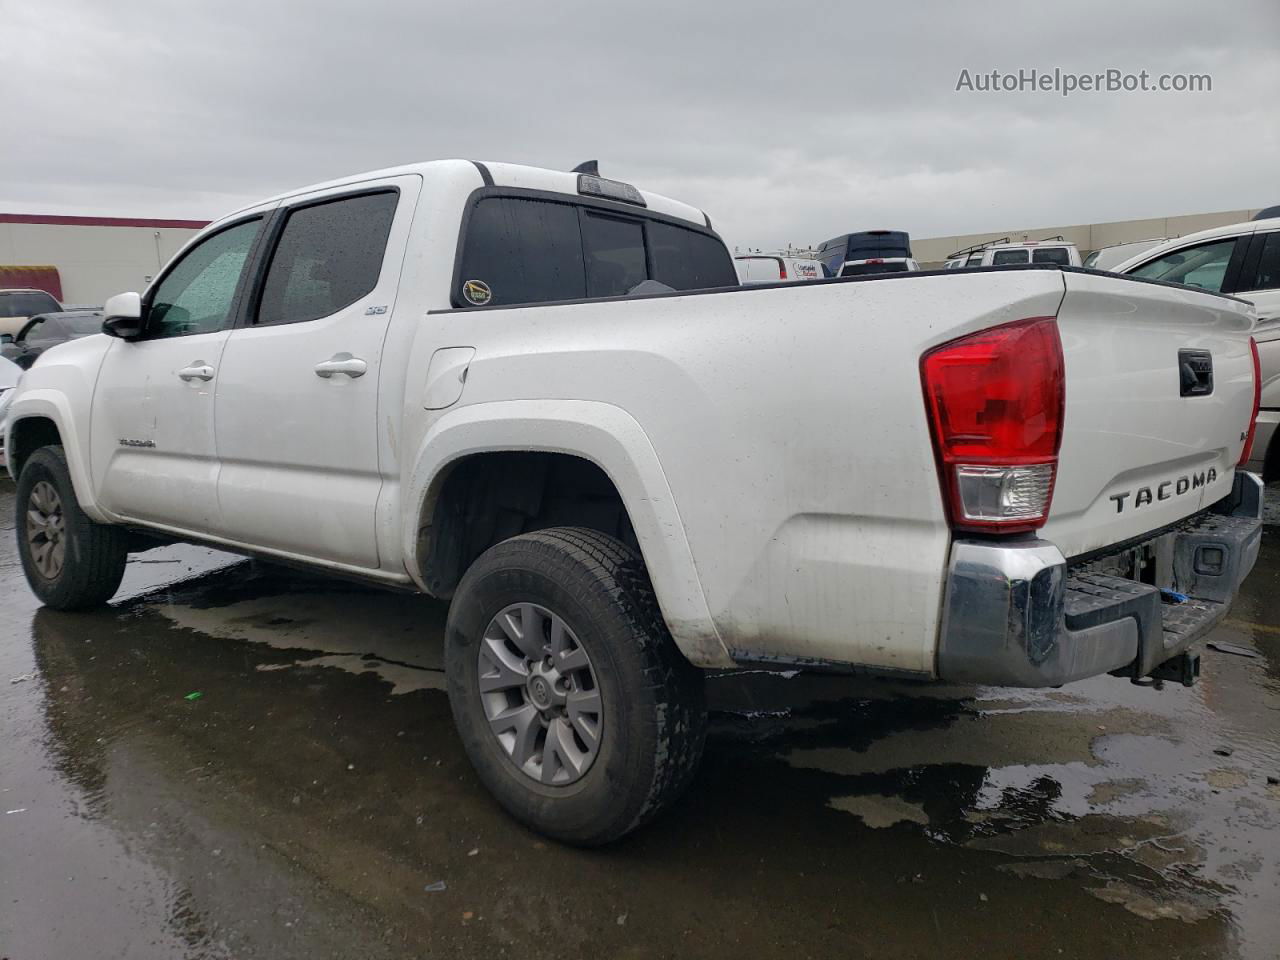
734;255;825;284
946;238;1082;269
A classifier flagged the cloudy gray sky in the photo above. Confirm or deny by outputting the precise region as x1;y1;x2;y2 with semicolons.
3;0;1277;251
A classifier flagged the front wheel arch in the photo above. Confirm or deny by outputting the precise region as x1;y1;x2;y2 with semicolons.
9;415;63;480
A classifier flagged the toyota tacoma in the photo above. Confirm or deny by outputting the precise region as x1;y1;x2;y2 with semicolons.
5;159;1264;843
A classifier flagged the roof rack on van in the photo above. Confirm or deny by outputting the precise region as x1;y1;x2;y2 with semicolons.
1038;235;1066;243
946;237;1009;259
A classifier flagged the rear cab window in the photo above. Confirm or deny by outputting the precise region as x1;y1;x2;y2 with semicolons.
991;249;1030;265
454;193;737;308
1032;247;1070;265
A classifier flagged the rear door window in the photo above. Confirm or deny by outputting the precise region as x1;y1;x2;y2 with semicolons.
992;249;1030;265
1032;247;1070;265
257;191;398;325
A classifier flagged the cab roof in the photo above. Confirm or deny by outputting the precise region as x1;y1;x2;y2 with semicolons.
221;159;710;231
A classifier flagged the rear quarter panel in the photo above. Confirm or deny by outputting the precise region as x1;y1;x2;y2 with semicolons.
416;270;1068;675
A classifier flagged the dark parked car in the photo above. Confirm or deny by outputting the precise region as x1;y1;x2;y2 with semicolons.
0;310;103;369
0;288;63;338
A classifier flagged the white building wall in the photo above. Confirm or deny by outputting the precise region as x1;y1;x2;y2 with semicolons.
0;220;205;306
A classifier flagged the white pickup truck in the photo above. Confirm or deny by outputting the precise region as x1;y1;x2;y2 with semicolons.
5;160;1265;844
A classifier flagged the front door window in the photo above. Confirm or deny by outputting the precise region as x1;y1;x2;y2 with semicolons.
147;219;261;338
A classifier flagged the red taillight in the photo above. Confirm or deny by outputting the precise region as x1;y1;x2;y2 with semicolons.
921;317;1065;533
1239;336;1262;466
778;260;788;280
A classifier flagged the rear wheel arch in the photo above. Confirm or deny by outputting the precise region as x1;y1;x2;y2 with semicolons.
415;450;640;598
403;402;733;667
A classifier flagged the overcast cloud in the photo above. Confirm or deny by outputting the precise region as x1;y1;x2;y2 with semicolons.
3;0;1277;251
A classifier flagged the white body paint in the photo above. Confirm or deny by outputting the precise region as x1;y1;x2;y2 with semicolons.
4;160;1260;676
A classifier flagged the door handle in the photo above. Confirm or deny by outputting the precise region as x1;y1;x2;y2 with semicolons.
314;353;367;379
178;363;215;382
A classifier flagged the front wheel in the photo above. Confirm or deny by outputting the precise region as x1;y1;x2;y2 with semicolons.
445;526;707;845
16;445;128;610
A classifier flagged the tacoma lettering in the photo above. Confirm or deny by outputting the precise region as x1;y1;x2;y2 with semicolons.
1110;467;1218;513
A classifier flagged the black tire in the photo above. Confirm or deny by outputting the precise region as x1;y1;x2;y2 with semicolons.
16;445;128;610
445;526;707;845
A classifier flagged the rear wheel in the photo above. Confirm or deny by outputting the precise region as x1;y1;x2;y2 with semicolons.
16;445;128;610
445;526;706;845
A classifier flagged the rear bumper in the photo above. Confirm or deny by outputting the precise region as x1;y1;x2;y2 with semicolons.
937;471;1263;687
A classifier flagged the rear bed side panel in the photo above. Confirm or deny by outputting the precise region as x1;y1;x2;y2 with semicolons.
421;270;1069;676
1042;272;1256;558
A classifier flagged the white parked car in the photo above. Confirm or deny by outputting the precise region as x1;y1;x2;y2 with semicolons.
734;254;824;284
1112;216;1280;480
947;238;1082;269
1082;238;1171;272
4;159;1264;844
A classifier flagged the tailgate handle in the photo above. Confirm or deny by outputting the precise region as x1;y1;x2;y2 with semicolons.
1178;349;1213;398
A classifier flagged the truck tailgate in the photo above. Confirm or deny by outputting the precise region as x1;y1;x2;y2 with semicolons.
1042;271;1257;558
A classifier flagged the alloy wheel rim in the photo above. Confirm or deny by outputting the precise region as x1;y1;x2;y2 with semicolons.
477;602;604;785
26;480;66;581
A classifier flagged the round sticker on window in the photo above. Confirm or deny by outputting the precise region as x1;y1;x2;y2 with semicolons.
462;280;492;306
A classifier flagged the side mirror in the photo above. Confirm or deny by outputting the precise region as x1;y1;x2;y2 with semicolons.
102;292;145;339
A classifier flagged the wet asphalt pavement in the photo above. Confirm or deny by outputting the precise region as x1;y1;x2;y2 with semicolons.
2;480;1279;960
